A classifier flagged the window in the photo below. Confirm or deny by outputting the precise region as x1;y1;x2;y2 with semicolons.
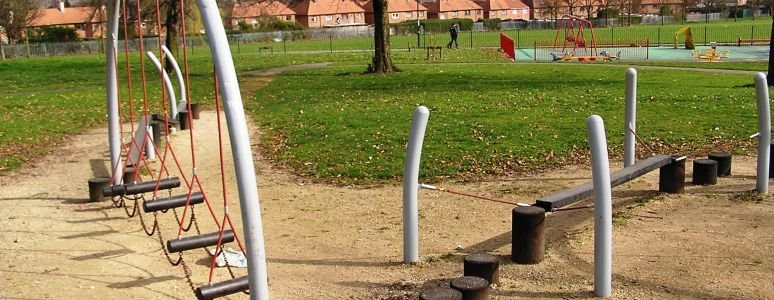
391;13;399;19
286;16;292;21
452;11;458;17
311;16;317;22
419;11;425;17
355;14;361;19
341;14;348;19
512;9;518;15
405;12;413;17
75;24;83;29
325;15;333;21
500;10;506;15
464;10;471;16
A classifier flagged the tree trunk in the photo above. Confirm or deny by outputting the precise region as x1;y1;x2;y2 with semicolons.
164;0;180;70
767;14;774;85
370;0;398;73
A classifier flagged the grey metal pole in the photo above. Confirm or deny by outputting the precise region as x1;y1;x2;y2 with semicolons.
106;0;122;185
624;68;637;167
162;45;187;107
587;115;612;298
403;106;430;264
754;73;770;193
146;51;179;120
197;0;269;299
146;124;155;160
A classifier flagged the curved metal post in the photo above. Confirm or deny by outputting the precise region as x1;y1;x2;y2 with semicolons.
106;0;122;185
197;0;269;299
754;73;770;193
161;45;187;107
146;51;179;120
403;106;430;264
624;68;637;167
587;115;612;298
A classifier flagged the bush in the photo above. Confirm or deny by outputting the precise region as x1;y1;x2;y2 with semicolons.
30;26;79;43
413;18;475;34
597;7;619;19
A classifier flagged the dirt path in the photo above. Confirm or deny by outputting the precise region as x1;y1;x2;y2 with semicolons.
1;64;773;299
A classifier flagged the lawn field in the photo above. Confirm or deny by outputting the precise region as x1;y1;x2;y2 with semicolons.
0;49;769;182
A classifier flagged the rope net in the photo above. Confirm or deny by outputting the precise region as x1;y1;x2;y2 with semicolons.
106;0;251;296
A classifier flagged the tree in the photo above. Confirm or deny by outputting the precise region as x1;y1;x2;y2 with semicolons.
369;0;398;73
580;0;597;19
0;0;40;43
596;0;618;26
565;0;582;15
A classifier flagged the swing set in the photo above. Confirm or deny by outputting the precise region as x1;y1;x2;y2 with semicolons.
552;15;599;62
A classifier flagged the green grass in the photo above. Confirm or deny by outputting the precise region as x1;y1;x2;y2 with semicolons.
0;48;768;178
249;61;761;184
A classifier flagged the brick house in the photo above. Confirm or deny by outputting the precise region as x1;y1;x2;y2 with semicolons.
231;1;297;28
359;0;429;24
424;0;485;21
474;0;531;20
293;0;367;28
29;2;106;39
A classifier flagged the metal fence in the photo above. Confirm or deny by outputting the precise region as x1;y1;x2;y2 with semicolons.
1;18;771;59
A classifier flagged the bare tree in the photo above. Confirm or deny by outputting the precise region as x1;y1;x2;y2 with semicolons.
580;0;597;19
369;0;397;73
0;0;41;43
540;0;563;20
565;0;582;15
597;0;618;25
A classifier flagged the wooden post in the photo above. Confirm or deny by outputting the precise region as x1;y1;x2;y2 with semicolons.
511;206;545;264
450;276;489;300
708;152;731;177
692;159;718;185
463;253;499;285
659;156;685;193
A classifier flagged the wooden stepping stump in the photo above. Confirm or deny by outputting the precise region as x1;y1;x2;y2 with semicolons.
419;287;463;300
463;253;499;285
512;206;545;264
450;276;489;300
693;159;718;185
659;156;685;194
708;152;732;177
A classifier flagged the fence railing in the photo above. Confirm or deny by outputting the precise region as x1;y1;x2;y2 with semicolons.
1;19;770;59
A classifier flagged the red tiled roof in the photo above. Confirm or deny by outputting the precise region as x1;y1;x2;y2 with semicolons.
479;0;528;10
232;1;295;18
30;7;101;27
293;0;366;16
359;0;428;13
424;0;483;13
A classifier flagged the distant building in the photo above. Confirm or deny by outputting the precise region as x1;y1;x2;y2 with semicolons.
424;0;485;21
29;1;106;39
293;0;367;28
359;0;429;24
231;1;297;28
473;0;530;20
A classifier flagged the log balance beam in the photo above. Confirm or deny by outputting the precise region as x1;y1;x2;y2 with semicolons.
534;154;673;212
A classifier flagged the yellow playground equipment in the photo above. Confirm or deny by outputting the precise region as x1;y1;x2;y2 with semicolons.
674;27;695;50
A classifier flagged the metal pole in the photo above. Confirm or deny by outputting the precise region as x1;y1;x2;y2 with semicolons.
197;0;269;299
146;51;179;120
624;68;637;167
416;0;420;48
403;106;430;264
587;115;612;298
162;45;187;106
106;0;122;185
754;73;770;193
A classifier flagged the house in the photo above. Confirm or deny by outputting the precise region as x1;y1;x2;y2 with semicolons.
30;1;106;39
424;0;485;21
231;1;297;28
473;0;530;20
359;0;429;24
293;0;367;28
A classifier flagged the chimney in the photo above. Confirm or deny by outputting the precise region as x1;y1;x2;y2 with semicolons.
58;0;65;13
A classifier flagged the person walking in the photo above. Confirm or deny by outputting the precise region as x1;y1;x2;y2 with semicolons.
447;23;459;49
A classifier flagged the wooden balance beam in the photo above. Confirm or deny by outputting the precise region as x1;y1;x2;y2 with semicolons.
534;155;672;211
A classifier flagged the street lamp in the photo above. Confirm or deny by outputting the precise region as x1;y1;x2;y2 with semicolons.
416;0;421;48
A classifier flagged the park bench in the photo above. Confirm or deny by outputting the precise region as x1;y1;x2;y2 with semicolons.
737;38;770;46
426;46;443;60
259;46;273;54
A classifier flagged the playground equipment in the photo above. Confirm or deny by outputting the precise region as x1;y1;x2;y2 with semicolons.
692;46;730;62
99;0;270;298
552;15;599;61
500;33;515;61
674;27;696;50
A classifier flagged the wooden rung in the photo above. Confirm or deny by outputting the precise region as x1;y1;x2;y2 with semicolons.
166;230;234;253
143;192;205;212
195;276;249;300
102;177;181;197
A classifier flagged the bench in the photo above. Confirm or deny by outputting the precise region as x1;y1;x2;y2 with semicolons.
737;38;769;46
259;46;273;54
426;46;443;60
534;155;672;211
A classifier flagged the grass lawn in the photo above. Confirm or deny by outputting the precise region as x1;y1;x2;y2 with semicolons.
0;49;768;181
248;61;763;184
